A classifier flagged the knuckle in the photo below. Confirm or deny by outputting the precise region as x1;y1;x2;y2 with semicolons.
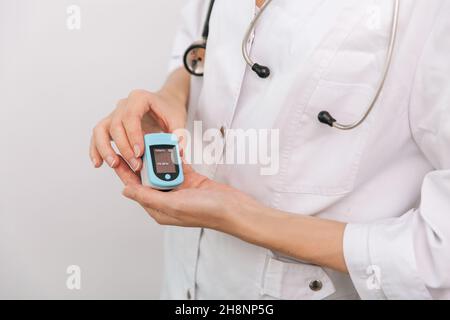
128;89;147;99
92;124;103;136
109;121;122;137
93;118;110;134
116;98;127;108
127;91;151;112
123;103;144;118
122;108;134;120
108;127;117;138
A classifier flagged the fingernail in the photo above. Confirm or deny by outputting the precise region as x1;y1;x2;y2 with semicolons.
91;157;98;167
106;156;116;168
134;144;141;158
130;158;140;172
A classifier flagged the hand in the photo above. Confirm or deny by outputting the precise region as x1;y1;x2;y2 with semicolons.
89;89;187;171
113;158;348;272
113;157;263;232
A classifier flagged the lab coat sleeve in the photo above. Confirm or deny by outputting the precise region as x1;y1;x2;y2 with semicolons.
343;4;450;300
167;0;207;74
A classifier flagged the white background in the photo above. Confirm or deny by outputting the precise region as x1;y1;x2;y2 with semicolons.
0;0;184;299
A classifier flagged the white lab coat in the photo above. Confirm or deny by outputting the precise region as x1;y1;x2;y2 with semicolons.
161;0;450;300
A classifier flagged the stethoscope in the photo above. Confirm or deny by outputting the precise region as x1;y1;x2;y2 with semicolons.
183;0;400;131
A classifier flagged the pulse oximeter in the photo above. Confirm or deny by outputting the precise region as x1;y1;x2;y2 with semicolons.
141;133;184;191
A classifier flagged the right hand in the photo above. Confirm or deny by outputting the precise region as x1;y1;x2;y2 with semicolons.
90;89;187;171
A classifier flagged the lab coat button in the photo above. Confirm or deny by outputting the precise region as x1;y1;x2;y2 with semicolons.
186;289;192;300
309;280;323;292
220;126;226;137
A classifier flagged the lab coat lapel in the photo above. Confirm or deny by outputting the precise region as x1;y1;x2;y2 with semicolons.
197;0;254;129
190;0;254;178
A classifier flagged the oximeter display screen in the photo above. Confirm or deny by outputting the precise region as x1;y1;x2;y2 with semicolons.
153;147;177;174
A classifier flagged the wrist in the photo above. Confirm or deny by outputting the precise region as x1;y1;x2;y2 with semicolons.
221;196;273;245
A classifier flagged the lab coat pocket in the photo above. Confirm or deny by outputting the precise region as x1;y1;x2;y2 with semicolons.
261;257;336;300
272;80;373;196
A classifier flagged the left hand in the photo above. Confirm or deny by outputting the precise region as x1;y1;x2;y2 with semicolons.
113;157;263;233
112;156;348;273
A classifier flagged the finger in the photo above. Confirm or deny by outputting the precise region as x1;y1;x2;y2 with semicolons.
109;120;141;172
122;184;171;212
114;156;141;186
93;120;119;168
122;114;145;159
89;135;103;168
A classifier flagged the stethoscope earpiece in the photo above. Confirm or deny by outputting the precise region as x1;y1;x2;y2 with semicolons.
252;63;271;79
318;111;336;127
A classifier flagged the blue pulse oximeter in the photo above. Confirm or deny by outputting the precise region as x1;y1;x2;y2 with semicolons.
141;133;184;191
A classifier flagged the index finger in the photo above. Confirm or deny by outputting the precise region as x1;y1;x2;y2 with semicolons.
123;114;145;159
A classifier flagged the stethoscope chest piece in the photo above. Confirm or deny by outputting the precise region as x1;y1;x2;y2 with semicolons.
183;0;215;77
184;40;207;77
